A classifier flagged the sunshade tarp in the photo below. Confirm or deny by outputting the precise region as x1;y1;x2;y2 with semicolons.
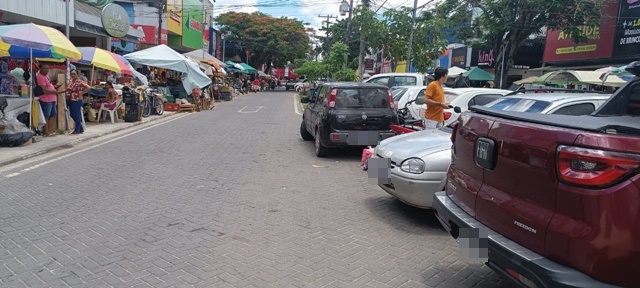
462;67;495;81
182;49;228;68
513;76;539;85
238;63;257;73
124;44;211;92
448;66;467;76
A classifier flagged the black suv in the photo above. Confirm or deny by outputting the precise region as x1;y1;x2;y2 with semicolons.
300;82;397;157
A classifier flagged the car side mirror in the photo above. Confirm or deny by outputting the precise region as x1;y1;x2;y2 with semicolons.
300;97;310;104
454;106;462;113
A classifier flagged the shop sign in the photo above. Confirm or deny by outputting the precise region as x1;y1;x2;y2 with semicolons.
181;0;203;49
365;59;374;69
613;0;640;58
129;25;168;45
451;47;467;68
167;0;182;35
543;1;618;62
101;3;129;38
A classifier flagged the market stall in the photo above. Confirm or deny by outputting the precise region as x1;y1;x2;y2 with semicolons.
124;45;212;112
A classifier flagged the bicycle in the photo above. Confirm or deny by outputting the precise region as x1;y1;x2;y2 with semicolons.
141;88;164;117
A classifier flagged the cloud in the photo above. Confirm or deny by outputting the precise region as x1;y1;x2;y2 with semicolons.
212;0;259;17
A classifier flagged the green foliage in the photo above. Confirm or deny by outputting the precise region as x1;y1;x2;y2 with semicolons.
438;0;610;87
215;12;311;71
324;42;350;71
334;69;358;82
295;61;329;81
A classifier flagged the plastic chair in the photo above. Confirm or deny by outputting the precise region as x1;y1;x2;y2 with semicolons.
97;99;123;123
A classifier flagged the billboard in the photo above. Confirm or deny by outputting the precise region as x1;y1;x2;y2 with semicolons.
181;0;203;49
613;0;640;58
131;25;168;45
543;1;619;63
167;0;182;35
451;47;467;68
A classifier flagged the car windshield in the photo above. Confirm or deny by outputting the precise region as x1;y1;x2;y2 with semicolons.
485;98;551;113
391;87;408;101
336;88;390;108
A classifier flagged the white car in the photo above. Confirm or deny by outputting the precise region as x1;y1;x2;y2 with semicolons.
364;73;427;88
372;92;612;209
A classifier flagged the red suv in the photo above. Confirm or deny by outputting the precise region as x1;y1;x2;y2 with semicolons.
432;62;640;288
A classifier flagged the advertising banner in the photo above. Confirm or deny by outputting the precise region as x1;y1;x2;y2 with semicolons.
167;0;182;35
613;0;640;58
451;47;467;68
130;25;168;45
181;0;203;49
543;1;618;63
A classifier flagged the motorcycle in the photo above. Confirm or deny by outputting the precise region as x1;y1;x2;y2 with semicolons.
390;100;462;135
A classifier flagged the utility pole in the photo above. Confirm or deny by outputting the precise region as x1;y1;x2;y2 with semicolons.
357;0;371;81
319;14;338;54
344;0;354;45
157;0;165;45
405;0;418;73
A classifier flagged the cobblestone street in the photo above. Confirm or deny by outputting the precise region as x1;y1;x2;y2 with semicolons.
0;91;508;288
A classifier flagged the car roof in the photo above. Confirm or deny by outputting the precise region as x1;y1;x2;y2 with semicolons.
502;93;611;102
370;73;423;77
323;82;388;89
446;88;512;94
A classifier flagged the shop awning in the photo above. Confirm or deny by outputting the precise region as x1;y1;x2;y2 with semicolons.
462;67;495;81
182;49;228;68
238;63;257;73
74;1;143;43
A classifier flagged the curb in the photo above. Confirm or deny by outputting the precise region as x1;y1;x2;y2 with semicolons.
0;112;179;167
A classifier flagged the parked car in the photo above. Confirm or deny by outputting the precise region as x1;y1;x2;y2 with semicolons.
364;73;426;88
373;92;613;209
285;79;297;91
300;82;397;157
431;78;636;287
400;87;510;122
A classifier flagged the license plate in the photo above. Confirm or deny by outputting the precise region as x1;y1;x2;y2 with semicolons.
348;131;380;145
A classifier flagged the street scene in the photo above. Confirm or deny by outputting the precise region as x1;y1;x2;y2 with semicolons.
1;0;640;287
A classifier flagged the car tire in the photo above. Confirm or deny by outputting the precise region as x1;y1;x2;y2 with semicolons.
300;121;313;141
314;129;328;157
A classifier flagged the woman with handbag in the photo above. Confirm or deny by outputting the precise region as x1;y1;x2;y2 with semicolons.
66;70;91;135
36;64;66;137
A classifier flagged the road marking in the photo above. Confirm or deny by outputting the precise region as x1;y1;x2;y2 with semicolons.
4;114;190;178
294;94;302;115
238;106;266;113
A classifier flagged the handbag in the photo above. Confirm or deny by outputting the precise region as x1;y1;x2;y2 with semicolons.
33;73;44;97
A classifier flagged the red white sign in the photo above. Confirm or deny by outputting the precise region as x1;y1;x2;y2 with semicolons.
189;18;203;31
131;25;168;45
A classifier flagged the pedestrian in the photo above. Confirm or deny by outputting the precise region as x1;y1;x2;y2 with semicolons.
422;67;449;129
253;78;260;93
107;72;116;84
242;77;249;94
66;70;91;135
37;64;66;137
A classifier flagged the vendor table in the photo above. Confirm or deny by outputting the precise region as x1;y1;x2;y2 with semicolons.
1;95;46;130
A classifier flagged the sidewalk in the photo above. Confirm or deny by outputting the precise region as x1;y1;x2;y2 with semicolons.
0;112;179;167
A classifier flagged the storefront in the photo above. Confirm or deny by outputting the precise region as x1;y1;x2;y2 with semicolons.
0;0;73;30
469;39;544;81
72;1;142;51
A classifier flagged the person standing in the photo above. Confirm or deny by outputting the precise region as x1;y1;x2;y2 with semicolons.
66;70;91;135
37;64;66;137
253;78;260;93
422;67;449;129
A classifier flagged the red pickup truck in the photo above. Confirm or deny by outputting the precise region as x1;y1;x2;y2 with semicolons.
433;63;640;288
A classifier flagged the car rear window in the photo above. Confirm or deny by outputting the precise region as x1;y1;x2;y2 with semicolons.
391;87;408;101
485;98;551;113
336;88;390;108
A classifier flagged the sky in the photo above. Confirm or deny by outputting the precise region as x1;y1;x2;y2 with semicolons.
211;0;440;37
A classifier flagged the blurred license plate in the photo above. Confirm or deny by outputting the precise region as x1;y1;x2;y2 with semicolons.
348;131;380;145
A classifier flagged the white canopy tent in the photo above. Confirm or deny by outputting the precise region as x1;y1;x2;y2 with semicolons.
124;45;212;92
447;66;467;77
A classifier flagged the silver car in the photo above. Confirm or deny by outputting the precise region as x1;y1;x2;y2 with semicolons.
372;92;612;209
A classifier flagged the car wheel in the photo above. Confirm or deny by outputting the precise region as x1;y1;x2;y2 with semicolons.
314;129;328;157
300;121;313;141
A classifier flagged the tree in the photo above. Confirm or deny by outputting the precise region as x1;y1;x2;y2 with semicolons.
295;43;358;81
215;12;311;72
324;43;350;71
295;62;329;81
438;0;612;88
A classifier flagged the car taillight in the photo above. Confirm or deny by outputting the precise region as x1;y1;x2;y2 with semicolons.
387;89;395;109
557;145;640;188
443;112;452;120
327;88;337;108
450;122;459;144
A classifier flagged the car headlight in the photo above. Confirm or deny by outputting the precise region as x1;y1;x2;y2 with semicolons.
400;158;425;174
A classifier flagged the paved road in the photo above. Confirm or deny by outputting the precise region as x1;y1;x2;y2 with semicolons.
0;91;508;287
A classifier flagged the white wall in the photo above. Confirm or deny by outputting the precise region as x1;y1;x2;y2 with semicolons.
0;0;75;26
133;3;165;29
